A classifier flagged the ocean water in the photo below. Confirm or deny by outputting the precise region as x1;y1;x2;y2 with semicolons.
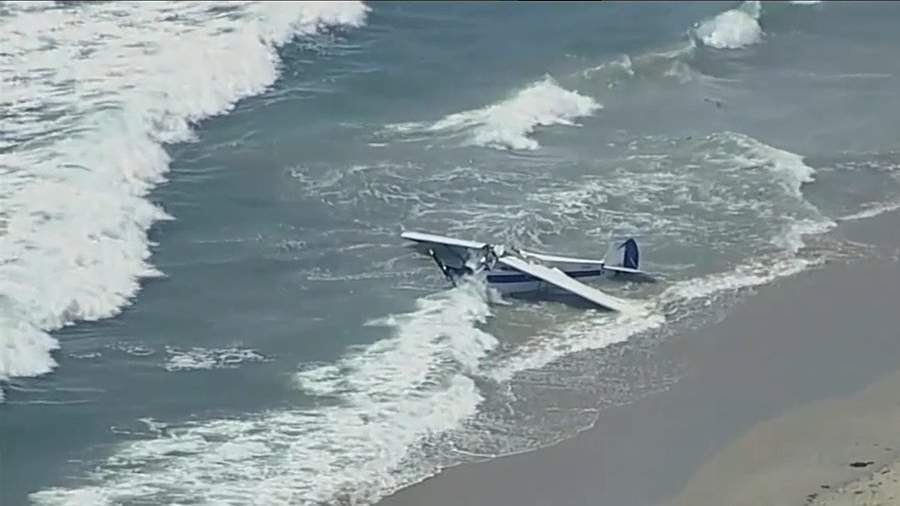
2;1;900;504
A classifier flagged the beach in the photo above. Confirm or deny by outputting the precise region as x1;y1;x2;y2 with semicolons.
381;211;900;506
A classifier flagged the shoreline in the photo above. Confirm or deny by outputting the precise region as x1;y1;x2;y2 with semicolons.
380;210;900;506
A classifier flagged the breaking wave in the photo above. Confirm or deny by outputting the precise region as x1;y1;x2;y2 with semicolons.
387;76;601;151
32;281;497;506
0;1;369;398
694;1;763;49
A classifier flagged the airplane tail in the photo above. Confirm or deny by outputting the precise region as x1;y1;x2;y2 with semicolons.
618;238;639;270
604;238;656;282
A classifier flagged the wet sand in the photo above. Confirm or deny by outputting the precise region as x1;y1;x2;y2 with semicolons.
380;211;900;506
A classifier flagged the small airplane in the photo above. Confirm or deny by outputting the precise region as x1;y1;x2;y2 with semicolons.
400;231;656;312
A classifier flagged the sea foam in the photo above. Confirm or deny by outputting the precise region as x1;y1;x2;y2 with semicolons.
32;280;497;506
0;1;369;397
695;1;764;49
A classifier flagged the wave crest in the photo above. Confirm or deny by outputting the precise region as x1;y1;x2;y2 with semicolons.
695;1;763;49
388;76;601;151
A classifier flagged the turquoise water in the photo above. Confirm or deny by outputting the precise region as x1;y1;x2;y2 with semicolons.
2;2;900;504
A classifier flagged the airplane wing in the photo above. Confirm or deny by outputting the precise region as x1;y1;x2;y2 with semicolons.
497;256;635;312
400;231;487;250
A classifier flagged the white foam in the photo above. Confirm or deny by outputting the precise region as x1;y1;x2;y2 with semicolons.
69;352;102;360
662;257;815;305
164;346;267;372
110;343;156;357
489;305;665;384
487;218;830;385
581;42;699;86
0;1;369;397
726;132;817;198
0;310;60;381
664;211;833;304
32;281;498;506
839;201;900;222
661;133;833;303
494;131;834;384
789;0;821;4
696;2;763;49
390;76;601;151
581;54;635;80
773;217;836;254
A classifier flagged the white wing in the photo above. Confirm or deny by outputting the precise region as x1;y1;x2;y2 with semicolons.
497;256;635;312
401;231;487;250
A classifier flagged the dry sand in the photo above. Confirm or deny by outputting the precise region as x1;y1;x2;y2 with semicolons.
814;462;900;506
671;366;900;506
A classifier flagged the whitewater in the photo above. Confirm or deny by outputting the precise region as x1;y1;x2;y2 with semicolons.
0;1;369;399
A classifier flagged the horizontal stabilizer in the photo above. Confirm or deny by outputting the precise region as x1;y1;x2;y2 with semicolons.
602;264;657;282
602;265;642;274
497;256;635;312
519;249;607;266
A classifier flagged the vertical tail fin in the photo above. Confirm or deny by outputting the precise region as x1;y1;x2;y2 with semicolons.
618;238;639;270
